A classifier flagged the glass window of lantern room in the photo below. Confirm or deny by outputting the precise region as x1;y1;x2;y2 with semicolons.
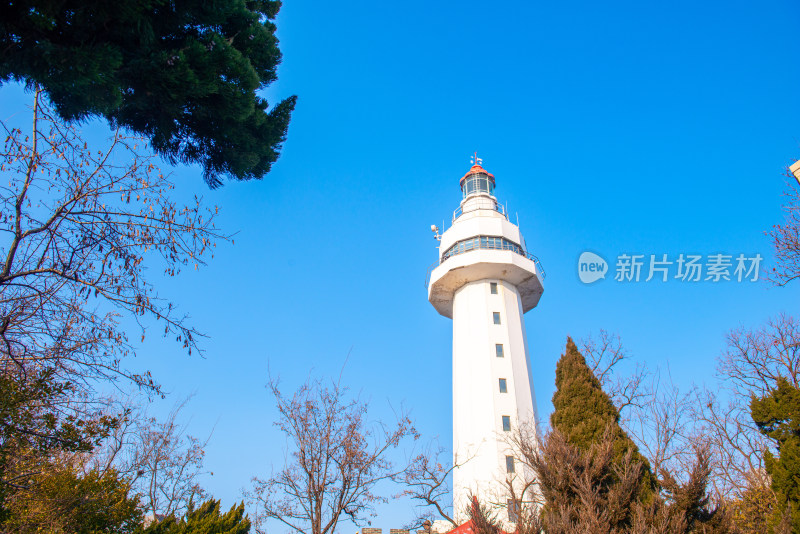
464;178;475;196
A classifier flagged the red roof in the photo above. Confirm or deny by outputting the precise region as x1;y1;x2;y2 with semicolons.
460;164;496;184
445;521;476;534
441;520;511;534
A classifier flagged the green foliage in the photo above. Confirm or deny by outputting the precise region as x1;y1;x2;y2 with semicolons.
751;377;800;532
550;337;657;500
0;368;118;518
730;480;777;534
3;463;141;533
0;0;296;186
0;369;116;453
143;499;250;533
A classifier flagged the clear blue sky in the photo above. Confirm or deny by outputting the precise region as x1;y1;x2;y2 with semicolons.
2;0;799;529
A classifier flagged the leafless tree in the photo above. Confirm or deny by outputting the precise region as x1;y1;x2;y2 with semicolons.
72;397;209;519
466;495;503;534
504;477;542;534
581;332;702;487
80;398;139;479
581;330;650;418
767;177;800;286
693;314;800;497
523;427;650;533
0;87;227;396
247;376;418;534
718;314;800;394
396;443;460;528
625;371;696;484
507;424;730;534
130;400;208;519
579;319;796;516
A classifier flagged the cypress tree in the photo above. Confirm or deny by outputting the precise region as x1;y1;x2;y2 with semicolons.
144;499;251;533
550;337;657;499
751;377;800;532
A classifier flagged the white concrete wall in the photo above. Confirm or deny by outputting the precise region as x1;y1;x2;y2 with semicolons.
427;188;542;528
451;279;538;527
427;249;544;318
455;194;506;223
439;213;524;255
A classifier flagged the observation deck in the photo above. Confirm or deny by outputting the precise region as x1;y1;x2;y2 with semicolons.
426;163;544;318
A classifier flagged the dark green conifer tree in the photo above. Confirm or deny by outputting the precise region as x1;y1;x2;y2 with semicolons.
143;499;251;533
0;0;295;187
751;377;800;532
550;337;657;499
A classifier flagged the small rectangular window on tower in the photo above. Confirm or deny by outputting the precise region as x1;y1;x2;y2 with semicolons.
490;282;498;294
505;455;515;473
496;344;504;357
507;499;520;522
499;378;507;393
493;312;501;325
502;415;511;431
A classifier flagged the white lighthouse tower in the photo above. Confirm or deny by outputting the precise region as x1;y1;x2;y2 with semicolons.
427;156;544;527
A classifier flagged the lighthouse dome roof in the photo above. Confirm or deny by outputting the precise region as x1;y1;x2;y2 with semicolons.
460;164;495;185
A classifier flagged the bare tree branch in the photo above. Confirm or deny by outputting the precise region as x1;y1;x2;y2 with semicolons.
75;396;210;518
767;178;800;286
247;376;418;534
396;442;475;528
693;314;800;497
0;88;230;399
580;330;650;416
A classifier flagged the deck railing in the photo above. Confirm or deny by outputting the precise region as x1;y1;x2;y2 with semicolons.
424;247;546;288
452;201;507;222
